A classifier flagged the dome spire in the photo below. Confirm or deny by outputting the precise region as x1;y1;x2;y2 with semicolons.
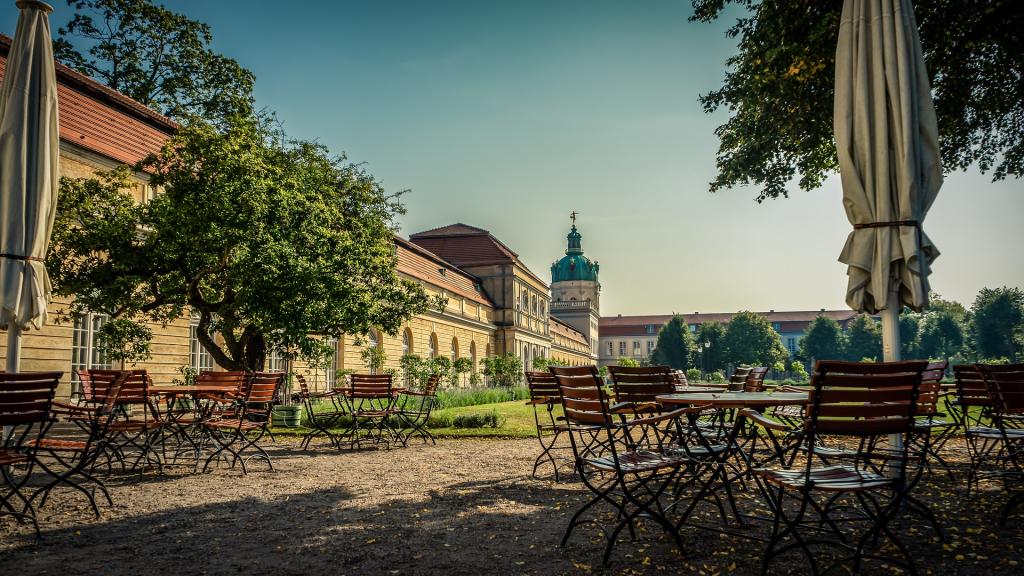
566;211;583;255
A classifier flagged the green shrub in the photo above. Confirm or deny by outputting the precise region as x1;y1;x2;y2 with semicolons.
426;414;453;428
451;410;505;429
685;368;701;382
709;371;727;383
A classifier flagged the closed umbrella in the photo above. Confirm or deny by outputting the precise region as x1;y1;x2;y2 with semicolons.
0;0;59;373
835;0;942;363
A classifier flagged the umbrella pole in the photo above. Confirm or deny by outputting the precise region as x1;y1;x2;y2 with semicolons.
5;314;21;373
881;284;903;475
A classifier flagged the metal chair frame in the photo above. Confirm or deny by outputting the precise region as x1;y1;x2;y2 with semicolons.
750;360;927;576
0;372;61;538
297;373;349;450
525;371;570;480
395;374;441;446
201;371;283;473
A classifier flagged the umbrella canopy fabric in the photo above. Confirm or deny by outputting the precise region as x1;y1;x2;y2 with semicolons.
0;0;59;333
835;0;942;315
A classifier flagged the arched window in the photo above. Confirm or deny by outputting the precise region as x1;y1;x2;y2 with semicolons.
367;329;381;350
469;341;477;372
451;337;459;361
429;333;438;359
402;328;412;356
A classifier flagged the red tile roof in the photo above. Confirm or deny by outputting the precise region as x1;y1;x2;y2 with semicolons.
394;235;493;307
0;34;176;167
409;223;548;288
600;310;862;335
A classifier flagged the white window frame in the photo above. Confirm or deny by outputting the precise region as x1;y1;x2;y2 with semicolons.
189;315;215;374
71;312;112;390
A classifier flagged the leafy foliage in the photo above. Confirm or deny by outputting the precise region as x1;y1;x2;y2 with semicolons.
650;315;695;370
844;314;882;362
95;317;153;366
695;321;726;372
690;0;1023;201
482;353;524;388
970;287;1024;362
360;345;387;374
54;0;255;123
615;357;640;368
798;315;846;363
721;311;788;368
49;116;439;371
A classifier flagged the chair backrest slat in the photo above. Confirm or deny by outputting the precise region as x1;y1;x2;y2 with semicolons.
350;373;393;397
807;361;925;437
954;364;991;407
550;366;610;427
744;366;769;392
246;372;284;405
608;365;674;406
0;372;61;427
980;363;1024;416
525;371;560;401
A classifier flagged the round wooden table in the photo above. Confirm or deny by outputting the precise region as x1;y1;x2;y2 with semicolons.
656;391;809;409
150;385;241;396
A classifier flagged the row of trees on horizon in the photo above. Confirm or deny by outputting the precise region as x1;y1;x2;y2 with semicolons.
647;287;1024;374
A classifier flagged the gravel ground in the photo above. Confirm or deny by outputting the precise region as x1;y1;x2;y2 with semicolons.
1;436;1021;575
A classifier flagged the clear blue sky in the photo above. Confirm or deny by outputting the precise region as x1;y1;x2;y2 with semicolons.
4;0;1021;315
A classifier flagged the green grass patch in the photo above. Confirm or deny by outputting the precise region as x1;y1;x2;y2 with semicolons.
272;399;554;439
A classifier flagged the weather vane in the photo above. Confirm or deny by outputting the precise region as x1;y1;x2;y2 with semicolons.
570;210;578;225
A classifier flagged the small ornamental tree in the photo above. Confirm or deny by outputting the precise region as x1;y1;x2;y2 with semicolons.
616;357;640;368
845;315;883;362
650;315;695;370
95;317;153;369
798;316;846;365
48;116;441;371
482;353;523;388
695;321;726;372
721;311;788;368
453;357;473;387
971;287;1024;362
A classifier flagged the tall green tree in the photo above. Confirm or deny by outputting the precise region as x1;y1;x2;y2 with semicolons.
899;309;922;359
721;311;788;368
54;0;255;123
919;310;966;361
650;315;695;370
844;315;883;362
798;315;846;365
48;116;440;371
970;287;1024;361
690;1;1023;201
695;321;726;372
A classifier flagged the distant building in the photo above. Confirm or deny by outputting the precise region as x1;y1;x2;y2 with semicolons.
598;310;862;367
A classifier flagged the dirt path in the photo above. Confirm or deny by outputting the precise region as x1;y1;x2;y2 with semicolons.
1;437;1020;575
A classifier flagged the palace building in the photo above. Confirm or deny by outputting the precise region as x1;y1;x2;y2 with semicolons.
0;34;597;395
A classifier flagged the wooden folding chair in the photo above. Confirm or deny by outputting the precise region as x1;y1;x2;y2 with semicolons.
751;360;927;576
978;363;1024;524
395;375;441;446
550;365;690;564
297;373;348;450
31;373;126;517
0;372;61;537
201;371;283;473
525;371;570;479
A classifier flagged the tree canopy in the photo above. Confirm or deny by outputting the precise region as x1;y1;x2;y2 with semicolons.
48;116;440;371
650;315;695;370
690;0;1023;201
798;315;846;364
970;287;1024;362
695;321;726;372
844;314;882;362
54;0;255;123
721;311;787;368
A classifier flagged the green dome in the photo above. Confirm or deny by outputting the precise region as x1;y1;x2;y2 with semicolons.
551;225;599;283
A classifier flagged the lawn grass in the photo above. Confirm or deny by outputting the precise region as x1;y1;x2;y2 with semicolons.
271;399;555;439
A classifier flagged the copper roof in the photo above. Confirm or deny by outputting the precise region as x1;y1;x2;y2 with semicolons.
0;34;176;166
394;235;493;307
